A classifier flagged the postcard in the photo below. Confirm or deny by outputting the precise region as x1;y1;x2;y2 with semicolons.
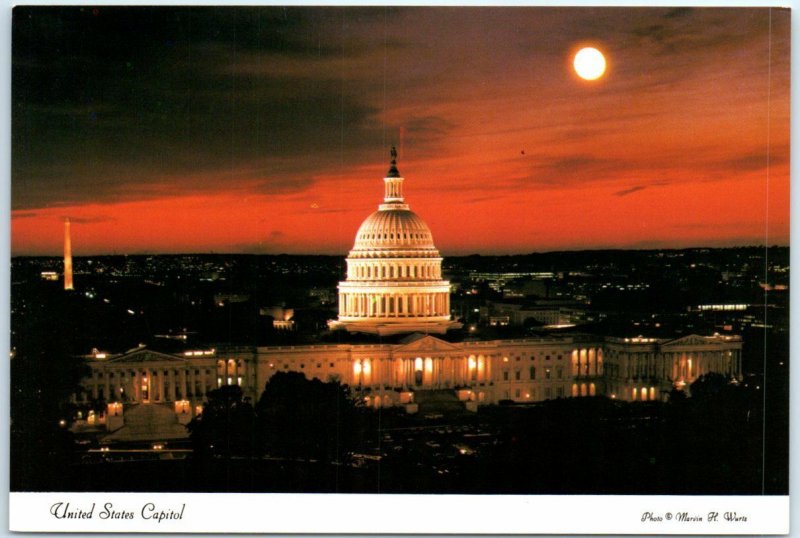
8;4;790;534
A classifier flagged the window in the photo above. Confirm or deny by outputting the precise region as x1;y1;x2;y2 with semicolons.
530;367;536;380
557;355;563;361
503;371;509;381
545;387;552;398
515;389;521;398
284;364;289;369
557;387;565;398
515;370;521;380
330;362;335;368
545;355;551;361
556;367;563;379
545;369;551;379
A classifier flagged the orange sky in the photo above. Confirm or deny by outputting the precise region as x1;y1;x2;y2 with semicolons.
12;7;790;255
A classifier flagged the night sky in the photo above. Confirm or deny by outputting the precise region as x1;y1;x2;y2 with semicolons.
12;6;790;256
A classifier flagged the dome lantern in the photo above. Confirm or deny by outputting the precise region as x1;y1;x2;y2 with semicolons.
381;146;407;209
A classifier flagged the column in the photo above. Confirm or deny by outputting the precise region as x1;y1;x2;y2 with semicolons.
188;368;196;398
180;368;187;400
145;368;152;401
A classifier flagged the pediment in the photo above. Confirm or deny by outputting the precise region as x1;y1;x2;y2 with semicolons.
394;334;462;354
106;348;188;364
660;334;714;348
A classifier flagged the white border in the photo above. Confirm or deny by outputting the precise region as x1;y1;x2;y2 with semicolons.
4;1;797;536
9;492;791;534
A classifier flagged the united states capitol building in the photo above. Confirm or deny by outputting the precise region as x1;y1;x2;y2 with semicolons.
78;150;743;430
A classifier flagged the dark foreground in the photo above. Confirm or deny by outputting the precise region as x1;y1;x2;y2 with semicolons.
20;385;787;495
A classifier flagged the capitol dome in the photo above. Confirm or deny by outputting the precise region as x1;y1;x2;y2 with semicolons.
329;148;462;336
350;209;438;256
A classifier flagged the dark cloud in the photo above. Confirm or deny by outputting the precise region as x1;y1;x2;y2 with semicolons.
11;211;38;219
12;6;388;209
614;180;670;197
60;215;116;224
614;185;647;197
524;154;633;187
716;147;788;172
625;7;772;57
663;8;692;19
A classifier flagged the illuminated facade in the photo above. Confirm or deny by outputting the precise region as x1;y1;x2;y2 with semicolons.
80;333;743;425
329;148;462;336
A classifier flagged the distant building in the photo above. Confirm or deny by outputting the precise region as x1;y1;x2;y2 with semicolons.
214;293;250;306
260;306;295;330
40;271;59;282
480;301;586;327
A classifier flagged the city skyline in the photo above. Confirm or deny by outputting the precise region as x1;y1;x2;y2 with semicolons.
12;6;790;256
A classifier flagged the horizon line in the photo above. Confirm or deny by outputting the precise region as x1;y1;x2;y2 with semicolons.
11;243;790;258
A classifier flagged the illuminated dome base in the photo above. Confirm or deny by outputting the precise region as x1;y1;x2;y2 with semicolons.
329;318;461;336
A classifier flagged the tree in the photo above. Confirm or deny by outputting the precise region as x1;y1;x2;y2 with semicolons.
187;385;256;458
255;371;363;463
689;372;729;402
10;298;90;490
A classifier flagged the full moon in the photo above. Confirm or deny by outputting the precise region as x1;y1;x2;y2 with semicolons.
573;47;606;80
